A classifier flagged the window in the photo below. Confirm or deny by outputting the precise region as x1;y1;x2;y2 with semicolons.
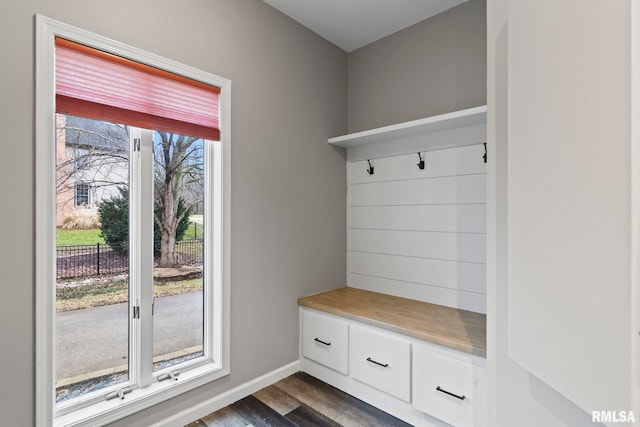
74;183;90;206
74;147;89;170
36;16;230;427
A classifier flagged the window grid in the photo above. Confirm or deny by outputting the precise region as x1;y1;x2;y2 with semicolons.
74;183;90;206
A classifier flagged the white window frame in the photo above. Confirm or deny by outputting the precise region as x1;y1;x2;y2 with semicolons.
73;182;90;207
35;15;231;427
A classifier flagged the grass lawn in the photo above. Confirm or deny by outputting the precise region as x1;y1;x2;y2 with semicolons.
183;222;204;240
57;228;105;246
56;277;202;312
57;223;202;246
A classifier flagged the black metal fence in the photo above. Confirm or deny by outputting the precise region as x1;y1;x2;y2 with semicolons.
56;239;203;280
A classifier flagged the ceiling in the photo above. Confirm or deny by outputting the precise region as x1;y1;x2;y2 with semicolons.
262;0;467;52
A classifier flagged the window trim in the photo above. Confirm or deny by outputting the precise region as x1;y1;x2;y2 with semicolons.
36;15;231;427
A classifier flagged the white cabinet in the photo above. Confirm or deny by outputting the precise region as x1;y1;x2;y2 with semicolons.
314;107;488;425
301;309;349;375
413;345;486;427
350;325;411;402
300;306;487;426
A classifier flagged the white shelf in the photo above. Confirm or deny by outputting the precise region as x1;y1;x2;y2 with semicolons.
328;105;487;148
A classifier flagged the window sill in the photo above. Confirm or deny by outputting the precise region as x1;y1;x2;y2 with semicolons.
54;362;229;427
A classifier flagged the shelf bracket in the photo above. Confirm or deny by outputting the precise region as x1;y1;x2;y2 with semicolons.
483;143;487;164
366;159;374;175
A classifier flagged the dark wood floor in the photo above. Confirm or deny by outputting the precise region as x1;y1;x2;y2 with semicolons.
186;372;413;427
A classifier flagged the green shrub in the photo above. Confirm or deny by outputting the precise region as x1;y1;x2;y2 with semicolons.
98;187;129;254
98;186;192;254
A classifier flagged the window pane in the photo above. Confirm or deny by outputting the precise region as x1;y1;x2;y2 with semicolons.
152;131;204;371
74;183;90;206
55;114;130;403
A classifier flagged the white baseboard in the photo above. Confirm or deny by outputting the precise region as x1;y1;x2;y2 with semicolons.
155;360;301;426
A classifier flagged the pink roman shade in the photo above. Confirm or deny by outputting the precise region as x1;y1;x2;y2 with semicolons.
55;37;220;141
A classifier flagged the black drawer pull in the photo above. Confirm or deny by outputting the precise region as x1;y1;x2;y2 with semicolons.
436;386;466;401
366;357;389;368
314;338;331;346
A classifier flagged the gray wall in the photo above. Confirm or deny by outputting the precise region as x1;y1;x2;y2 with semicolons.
347;0;487;133
488;0;632;426
0;1;347;426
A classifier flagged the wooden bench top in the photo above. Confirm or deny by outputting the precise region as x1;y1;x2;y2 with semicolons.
298;287;486;357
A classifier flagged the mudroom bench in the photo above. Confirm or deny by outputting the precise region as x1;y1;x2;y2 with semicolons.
298;287;487;427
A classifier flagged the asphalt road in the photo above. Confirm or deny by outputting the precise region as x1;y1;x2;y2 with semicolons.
56;292;203;381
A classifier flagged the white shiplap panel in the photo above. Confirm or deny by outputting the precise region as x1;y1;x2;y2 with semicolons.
350;229;486;263
350;204;486;233
348;274;486;314
346;144;487;313
349;174;486;206
349;252;486;294
349;145;486;184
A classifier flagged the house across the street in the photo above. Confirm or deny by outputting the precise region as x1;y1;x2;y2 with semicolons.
55;114;129;227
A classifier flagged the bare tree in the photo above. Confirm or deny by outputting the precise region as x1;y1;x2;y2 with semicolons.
56;114;204;266
153;132;204;267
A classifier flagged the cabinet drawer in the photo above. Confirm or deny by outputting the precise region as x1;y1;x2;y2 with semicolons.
302;310;349;375
413;346;484;427
350;326;411;401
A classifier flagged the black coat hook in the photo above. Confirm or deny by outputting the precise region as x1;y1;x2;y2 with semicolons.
483;143;487;164
366;159;374;175
417;152;425;170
